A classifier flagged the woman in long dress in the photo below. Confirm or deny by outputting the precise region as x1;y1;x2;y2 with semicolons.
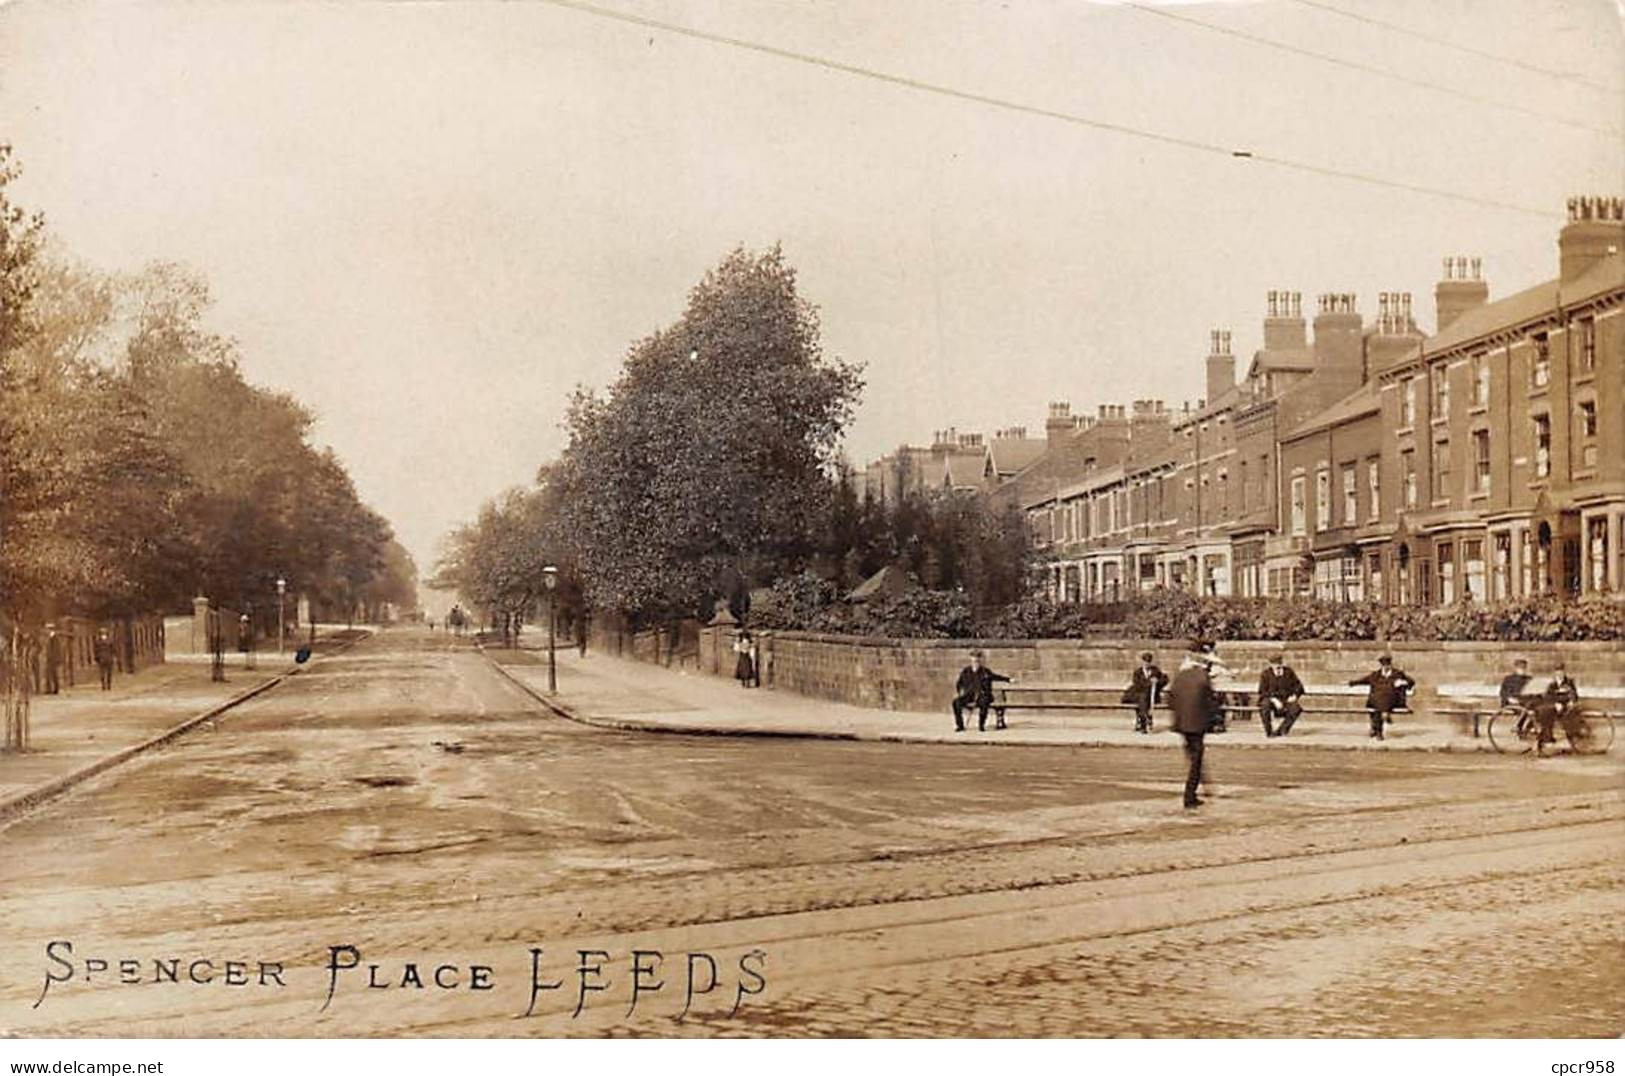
733;630;756;688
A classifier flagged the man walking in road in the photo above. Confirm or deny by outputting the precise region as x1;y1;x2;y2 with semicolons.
1257;651;1304;738
1349;654;1414;741
92;627;116;691
1169;646;1221;808
952;650;1012;733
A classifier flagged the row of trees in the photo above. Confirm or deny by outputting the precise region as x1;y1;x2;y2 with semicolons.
0;144;415;638
435;244;1031;637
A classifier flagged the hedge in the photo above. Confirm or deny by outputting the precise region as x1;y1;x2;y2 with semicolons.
748;573;1625;642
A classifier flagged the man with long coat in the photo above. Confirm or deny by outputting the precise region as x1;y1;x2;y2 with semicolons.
1168;651;1222;808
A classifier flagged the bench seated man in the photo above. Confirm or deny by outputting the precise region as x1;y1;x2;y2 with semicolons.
1257;651;1305;738
1533;664;1581;755
952;650;1013;733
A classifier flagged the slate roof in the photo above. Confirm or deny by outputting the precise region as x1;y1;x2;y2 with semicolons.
986;438;1046;476
1279;381;1381;442
941;448;986;488
1378;252;1623;374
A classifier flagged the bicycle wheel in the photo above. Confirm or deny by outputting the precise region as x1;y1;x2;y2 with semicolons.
1565;710;1615;755
1487;707;1535;755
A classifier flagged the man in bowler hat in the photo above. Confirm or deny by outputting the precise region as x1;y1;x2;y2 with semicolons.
1257;651;1305;738
952;651;1013;733
1349;654;1415;740
1125;652;1168;734
1533;663;1581;756
92;627;116;691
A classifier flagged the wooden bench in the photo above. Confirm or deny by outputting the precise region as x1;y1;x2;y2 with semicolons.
991;679;1410;733
990;681;1252;731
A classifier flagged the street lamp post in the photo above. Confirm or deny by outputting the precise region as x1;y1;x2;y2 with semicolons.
276;576;287;655
542;565;558;695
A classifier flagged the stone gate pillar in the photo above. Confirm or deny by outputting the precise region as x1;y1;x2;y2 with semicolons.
192;596;211;654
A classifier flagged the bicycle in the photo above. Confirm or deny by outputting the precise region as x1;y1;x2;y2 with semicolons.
1487;699;1615;756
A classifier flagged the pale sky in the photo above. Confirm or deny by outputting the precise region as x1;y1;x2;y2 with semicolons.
2;0;1620;580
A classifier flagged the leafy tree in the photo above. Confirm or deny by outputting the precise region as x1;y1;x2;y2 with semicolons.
557;245;864;624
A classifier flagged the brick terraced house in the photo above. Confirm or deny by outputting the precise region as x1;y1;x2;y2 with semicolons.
855;197;1621;607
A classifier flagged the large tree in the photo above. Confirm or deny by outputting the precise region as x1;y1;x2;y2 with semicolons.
557;245;863;623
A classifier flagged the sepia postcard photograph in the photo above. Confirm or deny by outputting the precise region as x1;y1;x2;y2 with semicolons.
0;0;1622;1064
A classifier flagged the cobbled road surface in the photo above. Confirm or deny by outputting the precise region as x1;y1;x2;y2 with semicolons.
1;629;1619;1037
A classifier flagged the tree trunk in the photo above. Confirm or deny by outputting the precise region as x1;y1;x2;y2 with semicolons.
3;624;32;752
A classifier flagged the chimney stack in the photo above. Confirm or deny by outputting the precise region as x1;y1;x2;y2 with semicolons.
1312;292;1363;378
1435;254;1489;332
1559;195;1624;284
1263;290;1306;350
1205;328;1235;407
1046;401;1078;446
1374;291;1417;336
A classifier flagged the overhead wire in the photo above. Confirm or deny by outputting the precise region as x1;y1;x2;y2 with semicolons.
1289;0;1621;97
1121;1;1621;141
531;0;1561;221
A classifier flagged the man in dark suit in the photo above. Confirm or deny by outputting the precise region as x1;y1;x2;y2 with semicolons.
1125;651;1168;734
1257;651;1305;738
1534;664;1580;756
1349;654;1415;740
952;651;1012;733
1169;650;1221;808
92;628;116;691
1498;658;1533;708
43;624;62;695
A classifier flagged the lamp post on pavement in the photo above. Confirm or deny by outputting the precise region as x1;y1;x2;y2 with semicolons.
276;576;287;655
542;565;558;695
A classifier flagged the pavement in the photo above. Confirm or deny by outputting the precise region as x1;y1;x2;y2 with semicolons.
486;646;1491;753
0;627;370;820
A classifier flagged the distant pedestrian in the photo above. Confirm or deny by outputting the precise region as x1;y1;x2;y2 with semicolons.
43;624;62;695
733;630;757;689
952;650;1012;733
1123;651;1167;734
92;627;116;691
1257;651;1305;738
1349;654;1414;741
1168;647;1222;808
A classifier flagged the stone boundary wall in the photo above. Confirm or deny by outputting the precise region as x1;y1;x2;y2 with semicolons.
597;621;1624;717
